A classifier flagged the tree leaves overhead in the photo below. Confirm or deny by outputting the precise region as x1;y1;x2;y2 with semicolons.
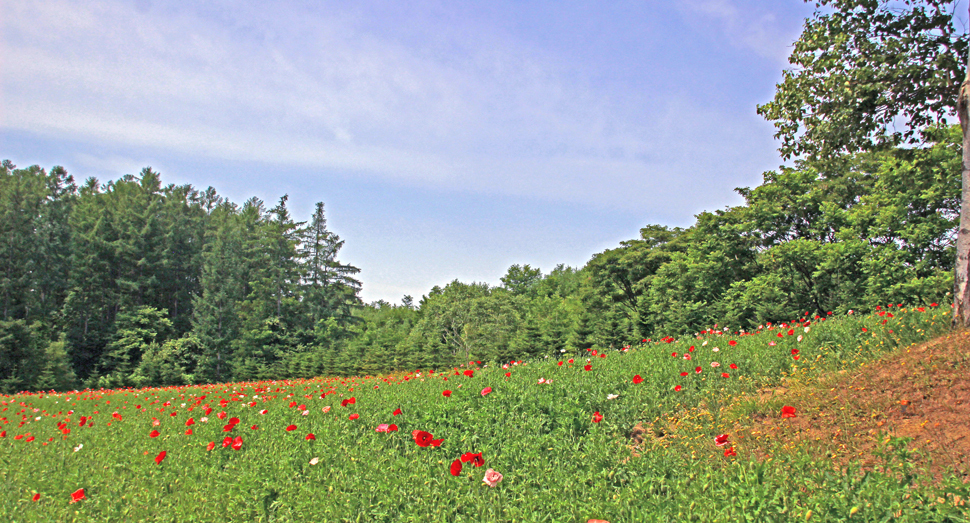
758;0;968;160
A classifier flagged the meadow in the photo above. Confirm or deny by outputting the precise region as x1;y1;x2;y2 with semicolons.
2;305;968;522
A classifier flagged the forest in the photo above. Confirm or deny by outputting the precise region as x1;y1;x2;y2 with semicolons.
0;123;959;392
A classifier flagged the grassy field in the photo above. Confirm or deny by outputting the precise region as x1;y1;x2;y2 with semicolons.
2;305;968;522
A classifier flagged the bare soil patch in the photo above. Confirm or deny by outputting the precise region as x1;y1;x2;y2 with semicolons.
734;330;970;481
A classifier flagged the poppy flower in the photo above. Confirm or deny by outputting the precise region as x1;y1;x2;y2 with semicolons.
728;340;737;346
583;364;592;371
286;425;297;431
70;488;85;503
388;424;398;432
721;373;730;378
149;430;160;438
392;408;402;416
185;418;195;426
155;450;167;464
222;424;234;432
781;406;796;418
217;411;227;420
228;417;239;425
231;436;243;450
558;361;563;366
482;468;503;488
222;436;232;448
450;459;463;476
461;452;485;467
714;434;730;446
207;441;215;451
567;358;574;363
481;387;492;397
413;430;434;447
430;437;444;447
633;375;644;384
680;372;688;377
592;411;603;423
695;366;702;374
32;493;39;502
305;433;316;441
505;372;511;377
724;446;737;457
442;390;452;397
349;413;359;420
464;370;474;377
185;429;193;435
674;385;682;391
375;424;390;432
259;409;268;415
729;363;737;370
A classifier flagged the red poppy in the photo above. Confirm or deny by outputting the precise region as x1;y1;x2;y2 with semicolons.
442;390;452;397
231;436;243;450
674;385;682;391
149;430;160;438
388;424;398;432
32;493;39;502
222;424;234;432
729;363;737;370
70;488;85;503
632;375;643;384
217;411;227;420
185;418;195;426
222;436;232;448
155;450;167;464
207;441;215;451
392;408;402;416
680;372;688;377
728;340;737;346
413;430;434;447
721;373;730;378
695;366;702;374
791;348;799;356
592;411;603;423
228;417;240;425
567;358;574;363
464;370;474;377
781;405;796;418
505;372;511;377
251;425;258;430
26;435;34;442
714;434;729;446
584;364;592;371
349;413;359;420
286;425;297;431
306;433;316;441
450;459;463;476
430;437;444;447
724;446;737;457
340;399;350;407
481;387;492;397
185;429;193;435
461;452;485;467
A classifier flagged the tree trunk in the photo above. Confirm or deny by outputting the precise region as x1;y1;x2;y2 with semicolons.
954;39;970;326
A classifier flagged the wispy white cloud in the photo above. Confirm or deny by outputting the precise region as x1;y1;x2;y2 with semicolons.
677;0;799;63
2;0;777;214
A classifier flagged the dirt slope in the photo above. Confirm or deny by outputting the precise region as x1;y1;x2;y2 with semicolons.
736;330;970;481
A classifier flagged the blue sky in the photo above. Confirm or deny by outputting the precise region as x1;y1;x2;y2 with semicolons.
1;0;817;304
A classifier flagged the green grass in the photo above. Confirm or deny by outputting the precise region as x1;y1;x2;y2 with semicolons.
1;306;967;522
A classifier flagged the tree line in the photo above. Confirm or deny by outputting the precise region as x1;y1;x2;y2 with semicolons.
1;125;957;391
1;0;964;391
